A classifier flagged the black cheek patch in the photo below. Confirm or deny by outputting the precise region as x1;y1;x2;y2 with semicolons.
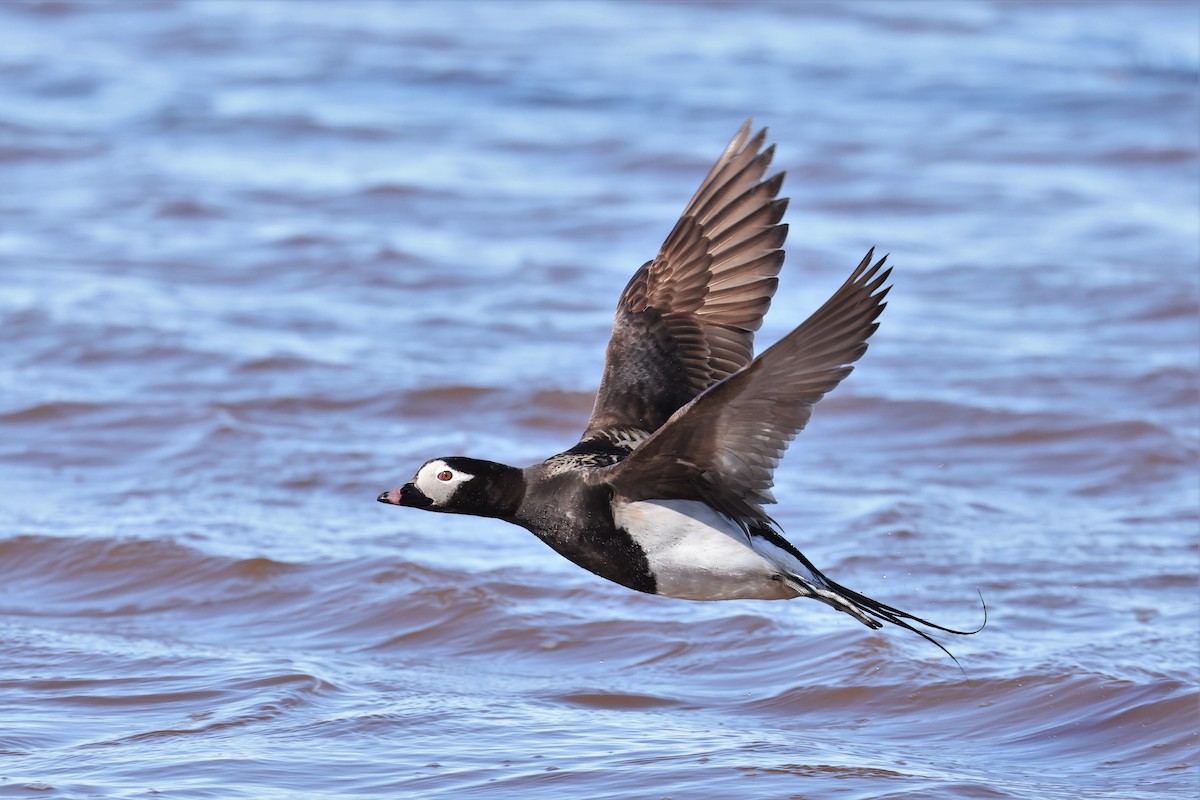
399;483;435;509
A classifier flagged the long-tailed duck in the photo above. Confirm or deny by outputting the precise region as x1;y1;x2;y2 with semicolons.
380;121;980;659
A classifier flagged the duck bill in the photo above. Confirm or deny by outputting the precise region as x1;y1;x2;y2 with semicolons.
377;482;433;508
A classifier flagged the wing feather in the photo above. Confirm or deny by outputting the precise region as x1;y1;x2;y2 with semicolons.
597;250;891;528
582;120;788;442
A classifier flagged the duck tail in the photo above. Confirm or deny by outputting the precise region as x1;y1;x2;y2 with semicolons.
782;557;987;669
780;575;884;629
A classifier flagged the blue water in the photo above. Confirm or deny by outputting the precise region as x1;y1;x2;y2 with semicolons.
1;1;1197;798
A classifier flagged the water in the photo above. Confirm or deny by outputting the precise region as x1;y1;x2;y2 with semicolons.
1;1;1197;797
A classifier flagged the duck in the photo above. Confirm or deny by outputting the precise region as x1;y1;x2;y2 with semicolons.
379;120;980;660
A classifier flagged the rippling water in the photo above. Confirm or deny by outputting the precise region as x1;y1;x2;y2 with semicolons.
2;1;1197;798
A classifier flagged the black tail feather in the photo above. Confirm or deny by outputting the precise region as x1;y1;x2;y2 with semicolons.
822;574;987;672
788;545;987;671
749;521;986;670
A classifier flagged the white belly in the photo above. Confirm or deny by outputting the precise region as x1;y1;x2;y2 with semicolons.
612;499;799;601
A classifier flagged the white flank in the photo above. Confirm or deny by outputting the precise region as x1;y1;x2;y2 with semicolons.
612;499;809;601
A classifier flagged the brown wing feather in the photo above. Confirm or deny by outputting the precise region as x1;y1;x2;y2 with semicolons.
597;250;891;528
582;119;788;441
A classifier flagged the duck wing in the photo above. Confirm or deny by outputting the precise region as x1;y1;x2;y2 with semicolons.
597;250;891;529
580;119;788;445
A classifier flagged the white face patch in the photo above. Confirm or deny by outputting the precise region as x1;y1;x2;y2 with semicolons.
413;459;475;507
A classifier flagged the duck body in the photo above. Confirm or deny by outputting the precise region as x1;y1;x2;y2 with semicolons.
388;455;807;602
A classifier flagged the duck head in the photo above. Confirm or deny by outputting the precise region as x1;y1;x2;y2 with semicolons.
378;456;523;520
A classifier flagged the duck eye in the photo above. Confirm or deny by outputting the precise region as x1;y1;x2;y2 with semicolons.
437;470;453;482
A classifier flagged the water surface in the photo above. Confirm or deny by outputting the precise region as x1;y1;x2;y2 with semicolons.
1;1;1197;798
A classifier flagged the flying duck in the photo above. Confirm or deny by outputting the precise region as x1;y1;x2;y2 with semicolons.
379;120;979;659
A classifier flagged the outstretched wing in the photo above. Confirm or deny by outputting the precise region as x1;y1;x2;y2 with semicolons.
581;119;789;443
597;250;891;528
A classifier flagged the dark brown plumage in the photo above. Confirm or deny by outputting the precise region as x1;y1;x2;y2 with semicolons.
582;120;788;441
598;250;890;529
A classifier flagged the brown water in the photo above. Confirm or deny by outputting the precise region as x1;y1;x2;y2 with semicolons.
1;1;1197;798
